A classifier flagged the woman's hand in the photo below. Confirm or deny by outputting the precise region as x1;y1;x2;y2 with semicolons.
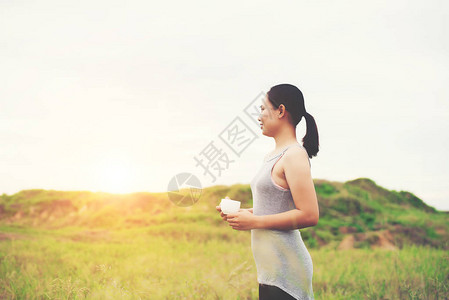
226;210;258;231
216;206;228;221
215;206;253;224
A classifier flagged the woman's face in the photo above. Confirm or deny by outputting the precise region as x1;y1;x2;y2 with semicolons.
258;94;280;136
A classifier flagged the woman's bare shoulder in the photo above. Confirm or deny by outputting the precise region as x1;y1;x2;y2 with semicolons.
283;145;310;167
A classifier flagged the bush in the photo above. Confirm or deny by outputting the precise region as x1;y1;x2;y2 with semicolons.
315;183;337;197
361;212;376;230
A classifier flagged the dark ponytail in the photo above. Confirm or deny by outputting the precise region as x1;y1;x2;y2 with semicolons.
267;83;320;158
302;112;319;158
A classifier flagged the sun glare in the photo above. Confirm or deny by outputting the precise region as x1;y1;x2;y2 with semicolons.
94;153;136;194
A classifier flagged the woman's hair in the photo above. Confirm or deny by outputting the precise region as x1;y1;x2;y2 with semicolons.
267;83;319;158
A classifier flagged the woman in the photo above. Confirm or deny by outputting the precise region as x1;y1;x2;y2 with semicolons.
216;83;320;300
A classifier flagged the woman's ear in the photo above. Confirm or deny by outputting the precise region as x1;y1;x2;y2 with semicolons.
278;104;285;117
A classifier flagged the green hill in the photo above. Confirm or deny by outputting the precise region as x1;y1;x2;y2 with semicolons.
0;177;447;250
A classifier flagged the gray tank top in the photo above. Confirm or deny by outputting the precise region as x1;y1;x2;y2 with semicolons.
250;143;314;300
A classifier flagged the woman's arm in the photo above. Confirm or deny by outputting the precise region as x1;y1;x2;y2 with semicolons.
254;209;316;230
227;206;315;231
255;147;319;231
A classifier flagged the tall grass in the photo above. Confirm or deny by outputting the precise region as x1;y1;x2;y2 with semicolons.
1;223;447;299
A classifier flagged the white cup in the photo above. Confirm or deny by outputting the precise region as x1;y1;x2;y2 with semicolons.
220;197;241;214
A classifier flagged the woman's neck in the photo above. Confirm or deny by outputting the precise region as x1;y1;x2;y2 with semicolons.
273;131;298;151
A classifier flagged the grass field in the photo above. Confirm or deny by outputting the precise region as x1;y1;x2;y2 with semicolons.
1;222;447;299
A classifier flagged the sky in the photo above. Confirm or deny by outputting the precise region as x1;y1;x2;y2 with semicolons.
1;0;448;211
